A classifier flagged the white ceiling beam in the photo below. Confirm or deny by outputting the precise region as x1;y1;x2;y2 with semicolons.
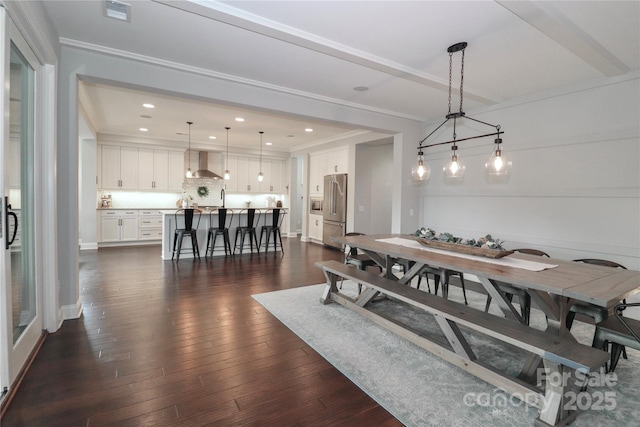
497;0;629;76
153;0;498;105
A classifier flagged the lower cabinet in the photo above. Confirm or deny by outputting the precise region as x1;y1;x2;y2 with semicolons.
309;214;323;242
99;210;139;243
138;210;163;240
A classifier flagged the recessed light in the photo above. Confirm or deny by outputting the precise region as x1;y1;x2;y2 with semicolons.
353;86;369;92
209;136;217;140
142;103;155;108
266;142;273;146
139;128;148;132
235;117;245;122
305;128;313;132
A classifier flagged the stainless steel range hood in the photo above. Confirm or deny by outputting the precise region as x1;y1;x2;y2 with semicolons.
194;151;223;180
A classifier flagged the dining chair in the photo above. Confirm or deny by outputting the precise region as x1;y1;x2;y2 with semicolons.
484;248;550;324
233;208;261;255
566;259;628;329
172;208;201;261
417;266;468;305
342;232;382;294
592;302;640;372
259;208;285;254
205;208;234;258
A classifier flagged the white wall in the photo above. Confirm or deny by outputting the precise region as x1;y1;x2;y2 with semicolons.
354;140;393;234
79;138;97;249
418;72;640;270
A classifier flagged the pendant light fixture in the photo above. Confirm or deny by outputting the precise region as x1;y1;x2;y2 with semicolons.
257;131;264;182
224;127;231;180
414;42;508;181
185;121;193;179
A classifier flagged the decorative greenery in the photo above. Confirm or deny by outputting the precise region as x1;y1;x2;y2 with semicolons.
196;186;209;198
414;227;506;251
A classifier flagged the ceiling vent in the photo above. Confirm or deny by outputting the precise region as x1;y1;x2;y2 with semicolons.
103;0;131;22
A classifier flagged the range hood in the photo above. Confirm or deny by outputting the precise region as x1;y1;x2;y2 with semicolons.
193;151;223;180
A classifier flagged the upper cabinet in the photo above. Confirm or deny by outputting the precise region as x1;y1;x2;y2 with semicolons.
101;145;138;190
224;155;285;194
100;144;184;191
309;147;348;196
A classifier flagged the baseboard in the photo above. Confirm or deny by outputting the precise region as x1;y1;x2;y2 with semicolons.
61;300;83;320
80;242;98;250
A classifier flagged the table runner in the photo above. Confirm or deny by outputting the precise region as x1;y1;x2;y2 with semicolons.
376;237;557;272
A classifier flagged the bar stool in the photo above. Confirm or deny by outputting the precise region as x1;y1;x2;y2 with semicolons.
234;208;261;255
259;208;285;254
205;208;234;258
172;208;201;261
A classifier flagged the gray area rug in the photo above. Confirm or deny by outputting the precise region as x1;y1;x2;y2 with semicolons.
252;281;640;427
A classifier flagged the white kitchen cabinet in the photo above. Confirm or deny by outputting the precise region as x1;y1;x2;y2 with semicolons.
236;156;261;193
138;210;163;240
138;149;169;190
260;159;284;193
101;145;139;190
99;210;139;242
309;214;323;242
168;151;185;191
309;147;348;196
329;147;349;174
309;152;326;196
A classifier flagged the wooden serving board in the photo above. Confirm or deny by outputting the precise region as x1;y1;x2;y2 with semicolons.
414;237;514;259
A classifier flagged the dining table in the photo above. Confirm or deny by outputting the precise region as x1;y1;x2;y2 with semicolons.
319;233;640;427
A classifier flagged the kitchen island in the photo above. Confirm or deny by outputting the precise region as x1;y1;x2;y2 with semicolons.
160;208;286;259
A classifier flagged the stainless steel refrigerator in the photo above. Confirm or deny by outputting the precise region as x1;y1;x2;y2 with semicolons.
322;173;347;249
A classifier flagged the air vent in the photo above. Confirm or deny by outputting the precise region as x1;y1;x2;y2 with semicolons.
103;0;130;22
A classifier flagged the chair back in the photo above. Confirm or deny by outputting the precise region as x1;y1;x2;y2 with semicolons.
241;208;260;228
176;208;201;231
215;208;233;229
573;259;626;269
343;232;365;259
615;302;640;343
267;208;285;228
514;248;550;257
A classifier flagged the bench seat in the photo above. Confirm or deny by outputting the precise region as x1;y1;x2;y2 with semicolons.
317;260;608;374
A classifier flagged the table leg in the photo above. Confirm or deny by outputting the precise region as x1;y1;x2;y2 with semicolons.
536;360;576;427
477;276;524;323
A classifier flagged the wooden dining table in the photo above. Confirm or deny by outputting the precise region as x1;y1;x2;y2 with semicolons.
320;233;640;427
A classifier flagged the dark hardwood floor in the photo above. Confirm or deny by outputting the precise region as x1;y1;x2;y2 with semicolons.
2;238;402;426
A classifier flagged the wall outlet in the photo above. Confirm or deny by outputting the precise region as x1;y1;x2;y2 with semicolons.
358;205;364;212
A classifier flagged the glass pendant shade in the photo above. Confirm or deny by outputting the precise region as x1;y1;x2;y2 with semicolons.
411;152;430;181
185;121;193;178
257;131;264;182
444;153;465;178
224;127;231;180
485;148;511;176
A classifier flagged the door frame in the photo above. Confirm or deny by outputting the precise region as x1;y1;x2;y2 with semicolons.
0;6;58;400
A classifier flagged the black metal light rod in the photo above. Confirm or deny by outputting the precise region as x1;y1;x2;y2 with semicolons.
418;130;504;150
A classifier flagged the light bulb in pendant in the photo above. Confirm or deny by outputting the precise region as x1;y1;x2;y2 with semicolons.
486;138;511;176
411;150;429;181
444;146;465;178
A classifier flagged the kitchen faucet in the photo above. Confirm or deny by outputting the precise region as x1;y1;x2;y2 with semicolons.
221;188;225;208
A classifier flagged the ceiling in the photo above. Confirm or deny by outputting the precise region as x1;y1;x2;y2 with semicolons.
41;0;639;152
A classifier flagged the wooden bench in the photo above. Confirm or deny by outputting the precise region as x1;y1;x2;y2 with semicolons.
316;260;610;427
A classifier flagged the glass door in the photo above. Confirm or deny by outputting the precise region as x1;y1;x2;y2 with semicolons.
1;11;40;398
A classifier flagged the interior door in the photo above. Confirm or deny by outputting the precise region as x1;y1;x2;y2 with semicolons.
1;11;41;398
